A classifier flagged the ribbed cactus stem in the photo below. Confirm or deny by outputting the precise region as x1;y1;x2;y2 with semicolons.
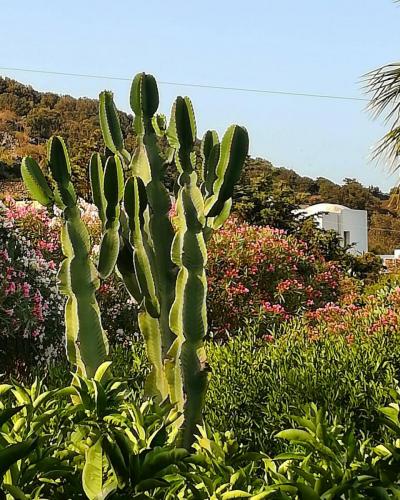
94;72;249;447
22;137;108;378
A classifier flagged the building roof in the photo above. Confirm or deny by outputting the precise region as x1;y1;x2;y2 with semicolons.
297;203;355;216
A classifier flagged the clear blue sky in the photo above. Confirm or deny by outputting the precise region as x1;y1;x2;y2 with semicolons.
1;0;400;191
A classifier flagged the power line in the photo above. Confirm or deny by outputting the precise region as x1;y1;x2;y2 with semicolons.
0;66;369;102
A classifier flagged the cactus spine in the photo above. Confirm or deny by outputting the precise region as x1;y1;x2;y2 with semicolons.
22;137;109;378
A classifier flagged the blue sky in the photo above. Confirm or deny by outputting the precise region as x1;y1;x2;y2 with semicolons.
1;0;400;191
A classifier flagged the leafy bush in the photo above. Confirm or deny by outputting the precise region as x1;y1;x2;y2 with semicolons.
207;217;343;336
205;327;400;453
2;371;400;498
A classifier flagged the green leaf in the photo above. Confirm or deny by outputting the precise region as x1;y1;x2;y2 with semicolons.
0;406;25;427
275;429;315;443
222;491;252;499
296;483;320;500
0;439;38;479
82;438;103;500
2;484;28;500
0;385;13;396
94;362;113;383
21;157;53;206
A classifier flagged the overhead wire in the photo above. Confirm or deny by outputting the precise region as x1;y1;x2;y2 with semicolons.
0;66;369;102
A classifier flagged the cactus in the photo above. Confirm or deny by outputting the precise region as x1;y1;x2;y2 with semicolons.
97;74;248;447
21;137;109;378
21;73;248;447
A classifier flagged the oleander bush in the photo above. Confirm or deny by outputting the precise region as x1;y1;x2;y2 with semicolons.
207;218;343;336
1;200;351;368
0;200;63;375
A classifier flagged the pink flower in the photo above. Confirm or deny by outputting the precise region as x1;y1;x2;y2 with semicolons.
263;334;274;343
22;282;31;298
5;282;16;295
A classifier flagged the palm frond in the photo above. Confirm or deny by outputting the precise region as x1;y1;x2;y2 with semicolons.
363;63;400;172
363;63;400;121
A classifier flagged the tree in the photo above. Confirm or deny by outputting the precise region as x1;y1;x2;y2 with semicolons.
26;107;61;139
234;168;306;231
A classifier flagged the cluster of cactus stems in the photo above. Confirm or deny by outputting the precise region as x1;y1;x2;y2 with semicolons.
21;72;248;447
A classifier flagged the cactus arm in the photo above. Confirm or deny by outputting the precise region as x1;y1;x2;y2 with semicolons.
99;91;130;162
21;156;54;207
97;155;124;278
130;73;178;354
89;153;106;228
167;96;196;174
138;311;168;400
124;176;160;318
167;96;210;447
170;174;209;447
204;125;249;217
200;130;219;186
45;137;108;378
62;212;108;377
207;198;232;231
116;236;143;303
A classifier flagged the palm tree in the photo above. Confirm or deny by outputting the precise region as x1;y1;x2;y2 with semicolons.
364;62;400;171
364;2;400;171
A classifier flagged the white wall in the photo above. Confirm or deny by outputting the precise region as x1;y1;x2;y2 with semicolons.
319;210;368;255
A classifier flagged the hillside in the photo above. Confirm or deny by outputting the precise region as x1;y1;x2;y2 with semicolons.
0;76;399;254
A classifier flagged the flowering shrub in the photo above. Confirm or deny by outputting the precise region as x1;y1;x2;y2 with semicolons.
0;201;63;375
207;217;342;336
303;284;400;342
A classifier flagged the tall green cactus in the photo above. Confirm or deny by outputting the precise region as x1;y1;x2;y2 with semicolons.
22;137;109;378
97;74;248;447
21;72;248;447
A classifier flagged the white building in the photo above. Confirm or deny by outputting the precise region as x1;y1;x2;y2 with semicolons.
296;203;368;255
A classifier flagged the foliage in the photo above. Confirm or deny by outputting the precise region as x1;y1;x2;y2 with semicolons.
3;77;399;254
0;77;137;197
2;372;400;498
234;166;306;231
0;200;63;375
205;323;400;454
207;217;342;336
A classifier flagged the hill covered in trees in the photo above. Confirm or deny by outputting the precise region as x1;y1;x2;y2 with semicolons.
0;76;399;254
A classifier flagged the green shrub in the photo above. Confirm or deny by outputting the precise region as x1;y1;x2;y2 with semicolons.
205;326;400;453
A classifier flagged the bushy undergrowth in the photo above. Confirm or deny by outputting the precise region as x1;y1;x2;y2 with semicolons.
206;328;400;453
2;367;400;498
40;319;400;456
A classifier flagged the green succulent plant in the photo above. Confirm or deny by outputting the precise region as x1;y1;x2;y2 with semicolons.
21;71;249;448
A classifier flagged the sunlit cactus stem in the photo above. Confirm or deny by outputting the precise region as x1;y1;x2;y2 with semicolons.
97;73;248;447
21;137;108;378
22;71;249;447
